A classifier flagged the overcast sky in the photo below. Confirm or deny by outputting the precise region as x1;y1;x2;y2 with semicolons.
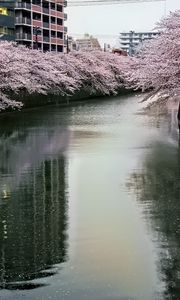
66;0;180;46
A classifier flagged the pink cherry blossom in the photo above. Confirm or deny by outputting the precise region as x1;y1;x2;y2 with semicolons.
0;41;131;111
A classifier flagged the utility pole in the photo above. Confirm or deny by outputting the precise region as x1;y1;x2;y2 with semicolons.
67;35;69;53
33;26;41;50
35;32;38;49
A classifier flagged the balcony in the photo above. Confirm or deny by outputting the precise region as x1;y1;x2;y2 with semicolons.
64;26;67;33
64;13;67;21
15;2;31;10
16;32;31;40
51;37;56;44
56;38;63;45
121;42;130;45
51;37;64;45
56;25;63;32
32;4;42;13
50;10;56;17
32;20;42;27
56;11;63;18
51;24;57;30
33;34;43;42
15;17;31;25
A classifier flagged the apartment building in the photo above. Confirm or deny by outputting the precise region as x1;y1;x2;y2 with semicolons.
0;0;67;52
67;36;77;52
0;3;15;41
75;34;101;51
119;31;159;55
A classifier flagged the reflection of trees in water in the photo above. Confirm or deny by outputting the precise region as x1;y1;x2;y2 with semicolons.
0;127;70;192
0;156;68;290
0;107;71;290
128;143;180;300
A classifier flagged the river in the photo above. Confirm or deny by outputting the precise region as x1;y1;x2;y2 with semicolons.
0;94;179;300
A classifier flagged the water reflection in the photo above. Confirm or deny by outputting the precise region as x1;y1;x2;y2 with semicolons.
0;109;69;290
128;142;180;300
0;96;178;299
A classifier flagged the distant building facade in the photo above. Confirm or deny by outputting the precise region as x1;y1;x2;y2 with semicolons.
119;31;159;55
0;2;15;41
0;0;67;52
67;36;77;52
76;34;101;51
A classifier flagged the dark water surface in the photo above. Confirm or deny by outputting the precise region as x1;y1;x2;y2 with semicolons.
0;95;179;300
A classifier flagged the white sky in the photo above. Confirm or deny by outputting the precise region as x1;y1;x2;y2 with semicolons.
66;0;180;46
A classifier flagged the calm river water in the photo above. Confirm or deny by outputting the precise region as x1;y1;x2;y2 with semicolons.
0;94;179;300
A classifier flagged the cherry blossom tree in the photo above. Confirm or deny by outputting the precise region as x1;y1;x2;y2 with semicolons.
0;41;131;111
1;10;180;114
128;10;180;97
125;10;180;128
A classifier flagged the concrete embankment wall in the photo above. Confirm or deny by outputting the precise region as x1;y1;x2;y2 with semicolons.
6;87;132;110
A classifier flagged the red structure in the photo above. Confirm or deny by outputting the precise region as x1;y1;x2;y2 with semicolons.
15;0;67;52
112;48;127;56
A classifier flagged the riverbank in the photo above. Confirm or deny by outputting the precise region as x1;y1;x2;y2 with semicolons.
0;42;133;111
137;90;178;116
0;87;133;117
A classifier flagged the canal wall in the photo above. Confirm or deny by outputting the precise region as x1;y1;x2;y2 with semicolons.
3;86;132;112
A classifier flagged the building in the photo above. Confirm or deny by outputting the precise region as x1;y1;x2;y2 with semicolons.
15;0;67;52
67;36;77;52
119;31;159;56
0;0;67;52
0;2;15;41
76;34;101;51
112;48;127;56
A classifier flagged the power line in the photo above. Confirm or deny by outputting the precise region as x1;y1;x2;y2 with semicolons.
67;0;165;6
0;0;166;6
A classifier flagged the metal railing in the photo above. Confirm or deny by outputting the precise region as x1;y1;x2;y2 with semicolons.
15;17;31;25
15;2;31;9
16;33;32;40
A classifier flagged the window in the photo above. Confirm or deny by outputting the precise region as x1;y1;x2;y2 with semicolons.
57;18;62;25
51;44;56;51
57;32;63;39
57;5;62;12
51;30;56;37
51;3;55;10
0;7;8;15
0;26;7;34
51;16;56;24
32;0;41;5
0;26;14;35
57;45;63;52
33;12;41;20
